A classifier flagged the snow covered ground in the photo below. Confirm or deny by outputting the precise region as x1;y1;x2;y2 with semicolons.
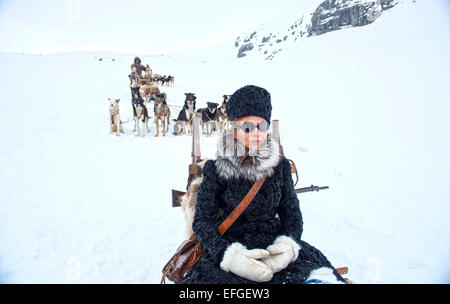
0;0;449;283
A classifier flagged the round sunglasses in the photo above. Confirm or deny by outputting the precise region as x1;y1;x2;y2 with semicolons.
236;121;269;133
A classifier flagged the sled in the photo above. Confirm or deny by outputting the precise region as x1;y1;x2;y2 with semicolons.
139;84;160;101
170;113;352;283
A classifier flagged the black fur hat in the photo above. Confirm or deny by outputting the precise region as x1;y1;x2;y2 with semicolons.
226;85;272;124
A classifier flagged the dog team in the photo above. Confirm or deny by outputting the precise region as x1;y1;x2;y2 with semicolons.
172;94;231;137
109;57;171;137
109;57;230;137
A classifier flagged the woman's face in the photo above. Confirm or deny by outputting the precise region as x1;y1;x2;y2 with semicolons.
233;116;269;150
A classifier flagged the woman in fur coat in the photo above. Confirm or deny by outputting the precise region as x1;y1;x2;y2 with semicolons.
178;85;346;284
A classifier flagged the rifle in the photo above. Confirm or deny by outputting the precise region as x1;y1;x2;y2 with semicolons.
172;113;202;207
172;184;329;207
295;185;329;194
187;112;202;188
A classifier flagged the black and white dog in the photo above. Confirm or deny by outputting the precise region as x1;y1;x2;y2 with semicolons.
196;102;219;136
217;95;231;134
173;93;197;136
131;87;150;137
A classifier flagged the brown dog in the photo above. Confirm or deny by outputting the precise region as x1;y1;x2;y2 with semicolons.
153;93;170;136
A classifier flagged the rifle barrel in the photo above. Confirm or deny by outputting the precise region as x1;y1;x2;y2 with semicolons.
295;185;329;194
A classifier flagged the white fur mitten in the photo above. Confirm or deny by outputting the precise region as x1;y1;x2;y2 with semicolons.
220;242;273;282
262;235;301;273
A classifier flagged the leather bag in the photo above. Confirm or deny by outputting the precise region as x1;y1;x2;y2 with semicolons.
161;176;267;283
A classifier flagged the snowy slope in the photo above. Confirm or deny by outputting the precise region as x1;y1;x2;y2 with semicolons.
0;0;449;283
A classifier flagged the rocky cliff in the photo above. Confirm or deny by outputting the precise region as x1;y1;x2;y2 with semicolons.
235;0;401;60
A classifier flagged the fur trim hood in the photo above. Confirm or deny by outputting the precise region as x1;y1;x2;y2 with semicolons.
214;129;281;182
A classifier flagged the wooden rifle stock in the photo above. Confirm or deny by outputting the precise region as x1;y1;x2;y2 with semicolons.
173;113;202;208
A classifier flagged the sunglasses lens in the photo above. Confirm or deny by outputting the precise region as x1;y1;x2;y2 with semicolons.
241;122;256;133
257;121;269;132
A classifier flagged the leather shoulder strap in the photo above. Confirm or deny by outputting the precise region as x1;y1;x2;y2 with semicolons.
217;176;267;235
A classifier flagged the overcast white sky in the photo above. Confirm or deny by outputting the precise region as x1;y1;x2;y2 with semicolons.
0;0;301;55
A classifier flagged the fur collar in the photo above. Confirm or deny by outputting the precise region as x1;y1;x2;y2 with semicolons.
214;129;281;182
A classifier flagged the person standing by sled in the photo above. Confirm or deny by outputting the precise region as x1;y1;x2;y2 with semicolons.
128;64;139;88
177;85;346;284
133;56;146;77
128;64;143;117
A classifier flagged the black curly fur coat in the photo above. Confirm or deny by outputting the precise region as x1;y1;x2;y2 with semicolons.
177;130;345;284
